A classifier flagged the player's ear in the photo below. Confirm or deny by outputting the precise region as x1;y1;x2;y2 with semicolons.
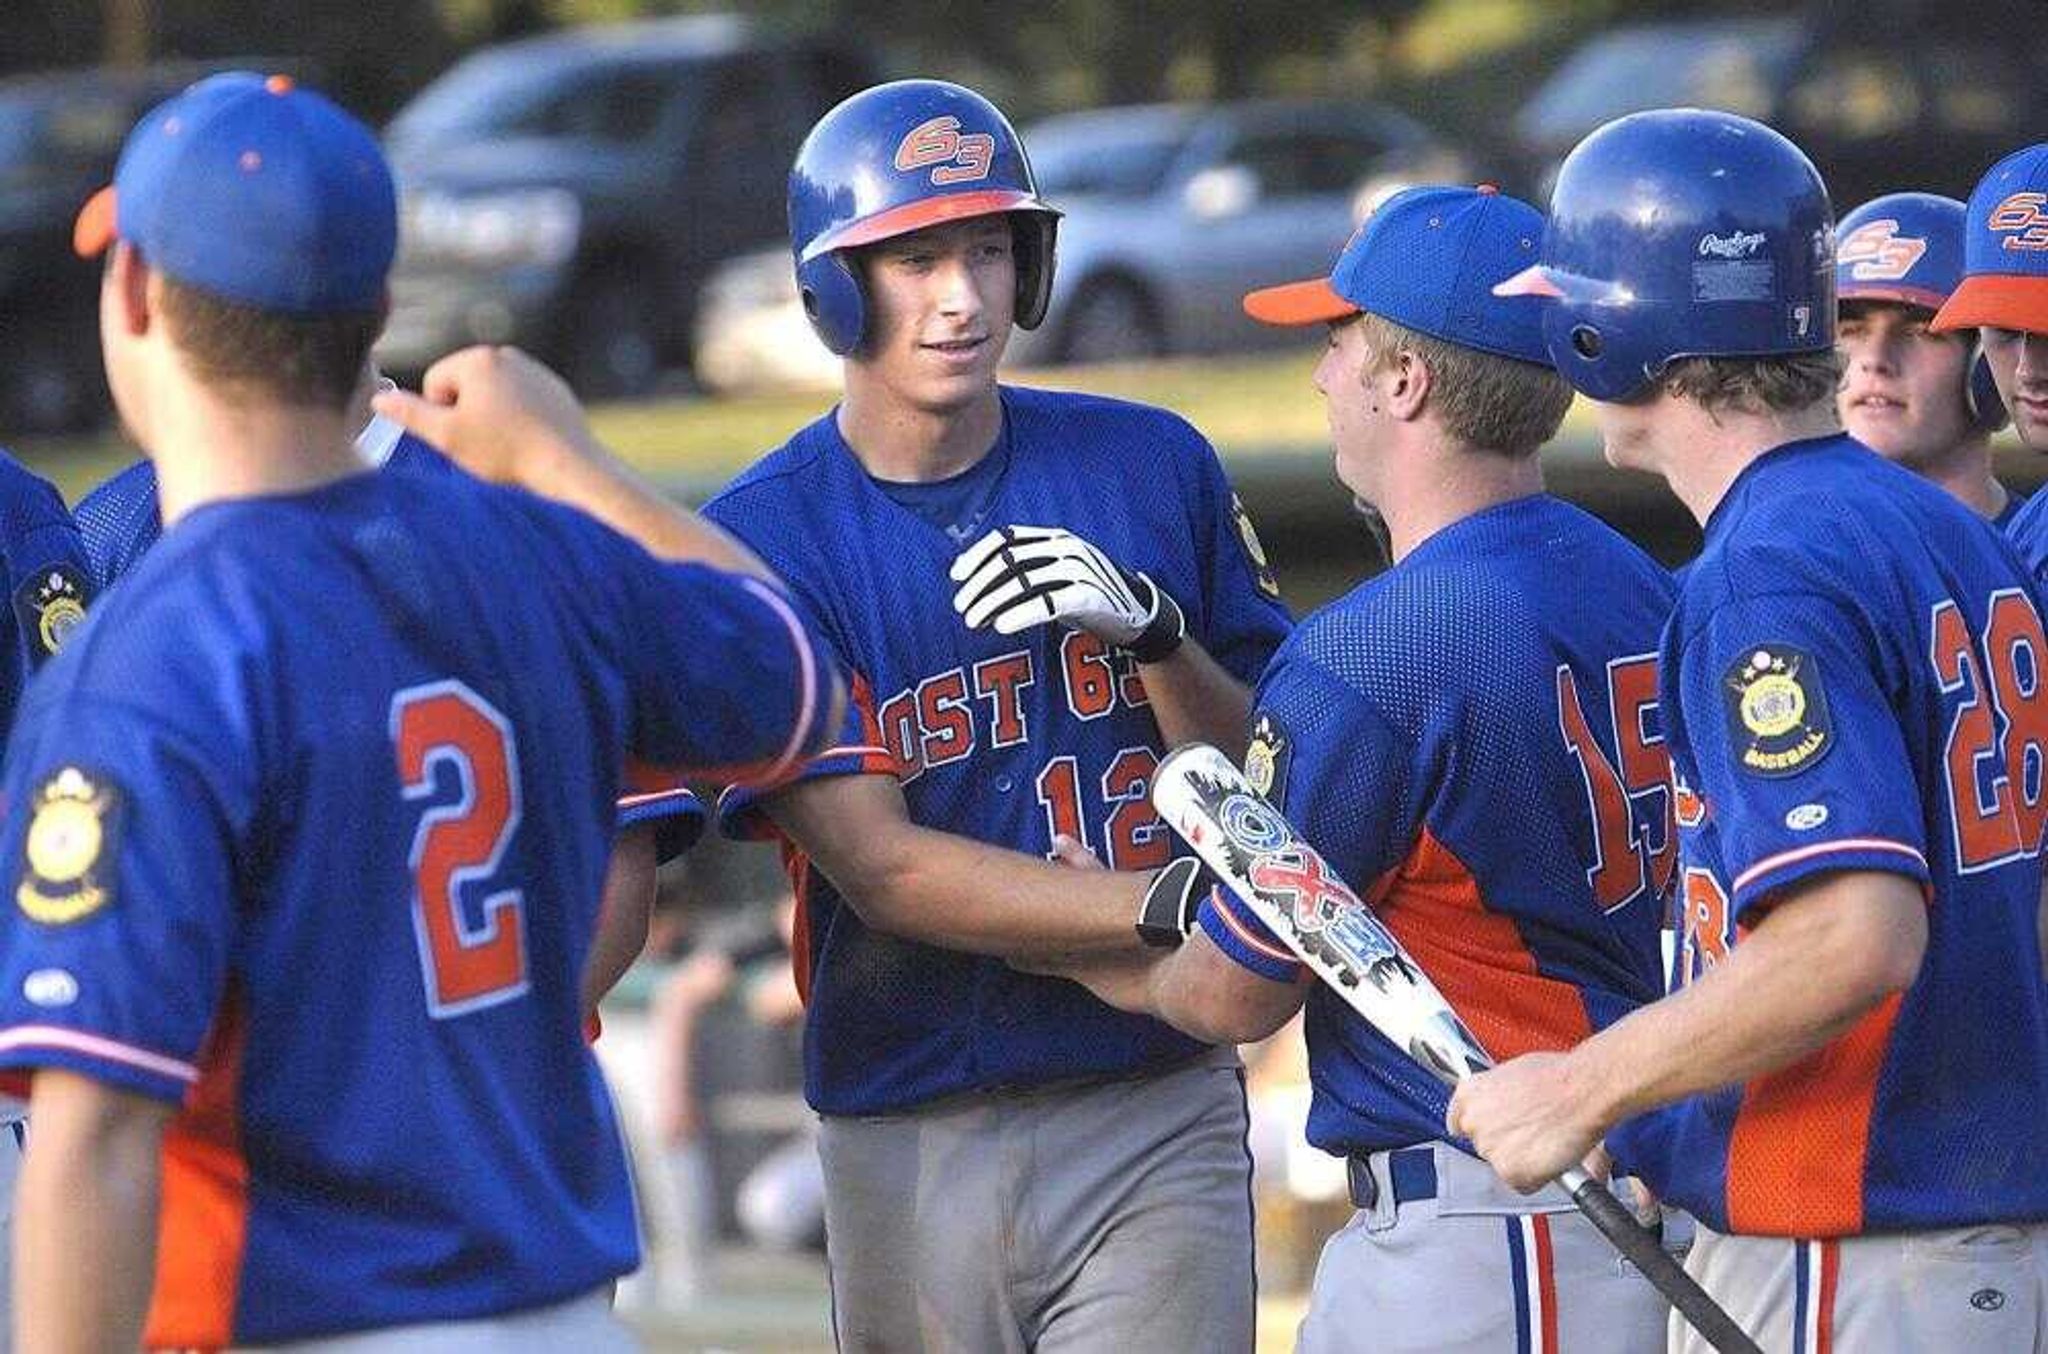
1386;346;1431;421
109;241;153;337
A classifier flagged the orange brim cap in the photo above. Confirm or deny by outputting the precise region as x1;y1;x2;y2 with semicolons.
1242;277;1358;326
1931;274;2048;333
73;185;117;258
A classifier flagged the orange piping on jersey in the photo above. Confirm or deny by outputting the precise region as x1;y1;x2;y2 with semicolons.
1725;992;1902;1236
1374;828;1594;1061
145;988;250;1351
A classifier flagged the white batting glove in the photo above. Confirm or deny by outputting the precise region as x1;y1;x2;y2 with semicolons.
949;525;1186;660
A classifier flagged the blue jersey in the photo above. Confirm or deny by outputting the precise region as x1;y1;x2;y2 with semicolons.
2001;480;2048;590
1197;496;1674;1156
0;469;834;1346
704;386;1292;1115
1609;435;2048;1237
0;451;94;733
73;435;706;855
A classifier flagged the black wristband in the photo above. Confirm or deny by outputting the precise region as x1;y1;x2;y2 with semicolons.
1124;572;1186;664
1138;856;1204;947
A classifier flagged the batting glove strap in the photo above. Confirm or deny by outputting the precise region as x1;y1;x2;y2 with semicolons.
950;525;1178;650
1122;570;1186;664
1137;856;1206;947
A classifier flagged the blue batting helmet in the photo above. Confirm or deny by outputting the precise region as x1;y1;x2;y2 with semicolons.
1495;109;1834;402
788;80;1060;356
1836;193;2006;432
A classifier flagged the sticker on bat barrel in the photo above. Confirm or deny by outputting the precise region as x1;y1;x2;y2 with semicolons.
1245;842;1418;991
1219;792;1290;856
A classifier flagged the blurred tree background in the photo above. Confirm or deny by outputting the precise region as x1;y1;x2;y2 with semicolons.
2;0;1842;129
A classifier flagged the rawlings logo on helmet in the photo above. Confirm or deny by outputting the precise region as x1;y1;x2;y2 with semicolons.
1988;191;2048;252
1698;230;1768;259
1837;218;1928;280
894;115;995;187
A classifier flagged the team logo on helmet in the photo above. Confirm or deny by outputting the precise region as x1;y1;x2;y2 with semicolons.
1988;192;2048;252
894;115;995;187
17;767;122;925
1837;218;1929;281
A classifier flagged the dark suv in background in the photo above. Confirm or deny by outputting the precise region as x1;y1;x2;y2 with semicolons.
1516;9;2048;212
0;60;279;435
377;15;874;397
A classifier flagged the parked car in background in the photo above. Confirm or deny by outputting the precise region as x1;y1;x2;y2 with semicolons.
377;15;874;398
1006;99;1475;365
0;60;294;435
1516;10;2048;211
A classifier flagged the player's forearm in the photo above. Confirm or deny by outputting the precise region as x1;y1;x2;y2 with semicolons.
17;1070;169;1353
581;823;659;1015
1147;931;1306;1044
1564;872;1928;1132
830;828;1149;957
1136;640;1254;758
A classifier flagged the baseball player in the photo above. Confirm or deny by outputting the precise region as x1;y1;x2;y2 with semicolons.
1041;185;1679;1352
0;453;96;1354
0;73;840;1351
1934;144;2048;565
702;79;1291;1351
73;380;709;1010
1452;109;2048;1352
1834;193;2016;521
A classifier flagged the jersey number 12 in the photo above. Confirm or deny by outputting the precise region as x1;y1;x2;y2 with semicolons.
392;681;530;1018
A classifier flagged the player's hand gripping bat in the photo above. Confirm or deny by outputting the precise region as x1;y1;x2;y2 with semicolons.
1152;743;1761;1354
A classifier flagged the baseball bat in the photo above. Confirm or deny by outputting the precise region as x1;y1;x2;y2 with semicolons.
1152;743;1760;1354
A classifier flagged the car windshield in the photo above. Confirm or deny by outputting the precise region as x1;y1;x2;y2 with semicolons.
387;47;601;144
0;90;135;183
1027;110;1193;199
1519;18;1803;142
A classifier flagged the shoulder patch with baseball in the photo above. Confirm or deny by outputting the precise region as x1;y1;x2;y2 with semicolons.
1722;644;1831;777
1244;712;1292;809
1231;493;1282;600
13;562;93;667
18;767;122;924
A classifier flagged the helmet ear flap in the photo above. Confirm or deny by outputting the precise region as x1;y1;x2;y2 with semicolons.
1013;213;1059;331
799;252;866;356
1967;337;2009;433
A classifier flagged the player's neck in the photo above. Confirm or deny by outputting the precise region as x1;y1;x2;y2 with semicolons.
144;386;370;526
1378;441;1545;562
1912;440;2003;520
1646;401;1841;525
835;382;1003;482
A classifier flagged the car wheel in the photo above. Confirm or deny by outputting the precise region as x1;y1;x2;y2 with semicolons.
560;268;666;400
1058;277;1165;364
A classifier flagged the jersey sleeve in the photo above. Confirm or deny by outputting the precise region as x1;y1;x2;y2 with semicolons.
614;764;707;862
1188;445;1292;685
1676;590;1929;919
0;703;247;1104
617;563;842;788
1196;651;1419;983
0;454;95;675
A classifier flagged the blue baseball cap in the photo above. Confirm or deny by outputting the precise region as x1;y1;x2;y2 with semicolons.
1835;193;1968;313
1933;142;2048;334
1242;184;1550;365
73;72;395;314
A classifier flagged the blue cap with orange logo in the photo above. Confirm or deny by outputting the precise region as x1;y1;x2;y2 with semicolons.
1933;142;2048;334
73;72;395;314
1241;184;1551;366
